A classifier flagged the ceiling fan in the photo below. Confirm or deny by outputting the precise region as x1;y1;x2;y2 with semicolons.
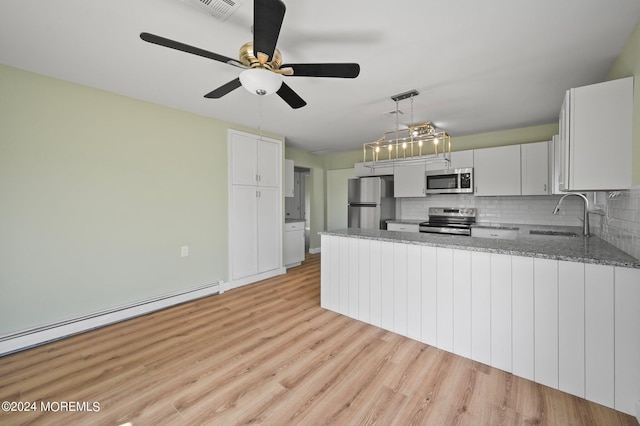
140;0;360;109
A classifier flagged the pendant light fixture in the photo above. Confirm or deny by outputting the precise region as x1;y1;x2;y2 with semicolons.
363;89;452;167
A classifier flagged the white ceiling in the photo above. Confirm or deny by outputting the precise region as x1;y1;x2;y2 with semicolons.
1;0;639;153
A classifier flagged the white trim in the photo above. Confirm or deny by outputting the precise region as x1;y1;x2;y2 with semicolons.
0;281;221;356
226;268;286;291
309;247;321;254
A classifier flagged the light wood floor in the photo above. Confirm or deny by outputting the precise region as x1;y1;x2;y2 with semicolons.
0;254;636;425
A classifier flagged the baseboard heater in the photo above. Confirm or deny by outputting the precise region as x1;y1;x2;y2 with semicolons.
0;281;222;356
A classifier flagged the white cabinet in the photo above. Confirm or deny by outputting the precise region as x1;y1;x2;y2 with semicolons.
387;222;419;232
394;163;426;197
228;130;283;288
521;141;550;195
320;235;640;417
534;258;559;389
449;150;474;170
284;221;304;267
284;159;294;197
354;161;394;177
473;145;521;196
558;77;633;191
230;131;280;187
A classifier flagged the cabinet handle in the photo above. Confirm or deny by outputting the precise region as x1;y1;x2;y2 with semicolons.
544;184;547;192
256;174;259;183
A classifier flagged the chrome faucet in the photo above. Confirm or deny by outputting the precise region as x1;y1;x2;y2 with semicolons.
553;193;590;236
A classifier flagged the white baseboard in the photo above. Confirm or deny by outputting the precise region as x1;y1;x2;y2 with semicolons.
0;281;222;356
309;247;321;254
224;267;286;292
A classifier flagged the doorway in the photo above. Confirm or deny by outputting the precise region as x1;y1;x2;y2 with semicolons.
285;167;311;251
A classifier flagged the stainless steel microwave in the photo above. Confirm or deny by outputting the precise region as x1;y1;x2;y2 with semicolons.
425;168;474;194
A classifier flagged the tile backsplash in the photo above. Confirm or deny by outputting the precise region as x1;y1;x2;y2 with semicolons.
590;186;640;260
398;188;640;260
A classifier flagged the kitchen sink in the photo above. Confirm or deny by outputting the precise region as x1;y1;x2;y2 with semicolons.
529;230;578;237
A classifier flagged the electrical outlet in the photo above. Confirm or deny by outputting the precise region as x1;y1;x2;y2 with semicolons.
181;246;189;257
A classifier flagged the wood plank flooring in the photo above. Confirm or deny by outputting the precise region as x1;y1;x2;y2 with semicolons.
0;253;636;425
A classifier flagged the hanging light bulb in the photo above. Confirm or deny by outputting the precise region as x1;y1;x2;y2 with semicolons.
434;138;439;155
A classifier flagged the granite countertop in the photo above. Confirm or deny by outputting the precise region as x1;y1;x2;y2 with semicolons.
285;219;306;223
386;219;426;225
320;227;640;269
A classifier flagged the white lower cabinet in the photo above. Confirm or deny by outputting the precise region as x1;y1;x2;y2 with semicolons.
614;267;640;415
471;252;491;365
512;256;535;381
284;221;305;268
558;261;585;398
585;264;615;408
320;235;640;417
534;258;559;389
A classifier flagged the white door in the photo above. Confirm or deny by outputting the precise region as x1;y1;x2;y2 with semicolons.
257;186;281;273
230;132;257;186
230;185;258;280
257;139;280;187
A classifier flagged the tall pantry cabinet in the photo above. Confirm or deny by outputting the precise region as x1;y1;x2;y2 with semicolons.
228;130;284;289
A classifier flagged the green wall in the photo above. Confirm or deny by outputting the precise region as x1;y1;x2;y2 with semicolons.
0;65;283;335
607;18;640;185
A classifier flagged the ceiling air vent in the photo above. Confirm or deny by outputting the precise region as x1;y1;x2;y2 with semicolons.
183;0;243;21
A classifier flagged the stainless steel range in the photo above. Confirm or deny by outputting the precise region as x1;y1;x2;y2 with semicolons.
419;207;476;236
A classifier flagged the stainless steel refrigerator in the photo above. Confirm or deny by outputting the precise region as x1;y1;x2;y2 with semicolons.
347;176;395;230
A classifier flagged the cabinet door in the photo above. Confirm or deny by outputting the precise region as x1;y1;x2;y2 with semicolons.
230;131;258;186
471;252;491;365
257;139;280;187
284;159;294;197
614;267;640;415
534;258;559;389
569;77;633;191
558;261;585;398
394;163;426;197
521;141;550;195
452;250;472;359
436;248;454;352
473;145;521;196
585;264;614;408
491;254;512;372
512;256;534;381
449;150;474;170
230;185;258;280
257;186;281;273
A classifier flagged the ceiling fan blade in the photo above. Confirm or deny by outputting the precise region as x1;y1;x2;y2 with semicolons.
277;82;306;109
204;78;242;98
253;0;286;64
281;63;361;78
140;32;246;68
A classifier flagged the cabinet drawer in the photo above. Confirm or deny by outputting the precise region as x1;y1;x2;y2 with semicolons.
285;221;305;231
387;223;419;233
471;227;518;240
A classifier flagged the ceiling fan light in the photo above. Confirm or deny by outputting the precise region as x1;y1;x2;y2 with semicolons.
239;69;282;96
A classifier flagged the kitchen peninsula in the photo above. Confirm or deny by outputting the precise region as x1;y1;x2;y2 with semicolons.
320;229;640;416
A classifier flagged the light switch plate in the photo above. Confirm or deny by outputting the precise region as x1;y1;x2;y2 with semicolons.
181;246;189;257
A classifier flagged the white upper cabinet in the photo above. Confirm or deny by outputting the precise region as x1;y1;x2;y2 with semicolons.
229;130;280;187
284;159;294;197
521;141;550;195
473;145;521;196
449;150;474;170
394;163;426;197
558;77;633;191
